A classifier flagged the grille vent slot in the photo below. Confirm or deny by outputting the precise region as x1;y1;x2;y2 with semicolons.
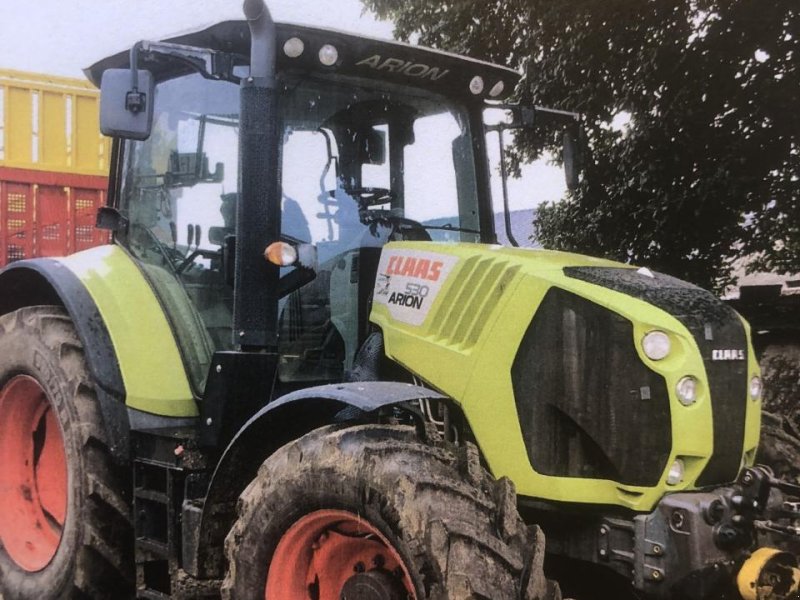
429;256;519;350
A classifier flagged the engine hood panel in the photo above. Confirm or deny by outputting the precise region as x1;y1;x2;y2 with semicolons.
370;242;762;512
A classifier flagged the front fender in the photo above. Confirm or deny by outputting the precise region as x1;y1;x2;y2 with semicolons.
0;256;129;461
55;246;196;417
189;382;445;578
0;245;201;458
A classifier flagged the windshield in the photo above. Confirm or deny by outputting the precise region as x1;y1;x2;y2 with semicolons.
278;75;481;257
119;71;481;390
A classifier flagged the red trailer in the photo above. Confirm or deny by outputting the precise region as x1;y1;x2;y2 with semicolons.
0;69;109;266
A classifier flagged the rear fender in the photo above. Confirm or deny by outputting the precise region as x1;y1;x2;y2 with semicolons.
189;382;445;578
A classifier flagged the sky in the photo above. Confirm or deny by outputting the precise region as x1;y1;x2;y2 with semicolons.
0;0;567;238
0;0;393;79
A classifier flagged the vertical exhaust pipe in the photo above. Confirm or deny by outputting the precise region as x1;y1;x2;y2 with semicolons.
233;0;281;350
243;0;276;83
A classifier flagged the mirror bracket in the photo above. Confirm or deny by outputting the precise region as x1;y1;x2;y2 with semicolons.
137;40;240;84
483;103;584;202
100;40;241;140
95;206;129;233
484;103;580;132
125;90;146;114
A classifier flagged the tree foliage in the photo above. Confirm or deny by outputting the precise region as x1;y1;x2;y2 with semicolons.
363;0;799;289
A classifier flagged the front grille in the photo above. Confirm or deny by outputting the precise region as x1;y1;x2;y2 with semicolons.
564;267;749;486
512;287;671;486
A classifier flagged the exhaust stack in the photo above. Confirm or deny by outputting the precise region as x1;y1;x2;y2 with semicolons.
233;0;281;350
243;0;276;82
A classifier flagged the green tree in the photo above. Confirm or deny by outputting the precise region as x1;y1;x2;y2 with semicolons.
363;0;799;289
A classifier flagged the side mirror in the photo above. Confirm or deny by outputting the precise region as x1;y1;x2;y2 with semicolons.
563;129;581;191
99;68;155;140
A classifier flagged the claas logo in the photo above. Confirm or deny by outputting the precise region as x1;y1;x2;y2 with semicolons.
384;256;444;282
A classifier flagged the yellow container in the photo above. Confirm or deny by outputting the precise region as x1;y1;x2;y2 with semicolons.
0;69;109;176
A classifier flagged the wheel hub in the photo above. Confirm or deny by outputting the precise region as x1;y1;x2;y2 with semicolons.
340;570;407;600
0;375;68;571
265;509;415;600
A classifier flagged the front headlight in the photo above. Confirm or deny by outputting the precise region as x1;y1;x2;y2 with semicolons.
676;376;698;406
642;331;671;361
666;458;685;485
750;376;762;401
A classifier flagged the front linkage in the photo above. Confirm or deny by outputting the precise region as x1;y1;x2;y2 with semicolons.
592;466;800;599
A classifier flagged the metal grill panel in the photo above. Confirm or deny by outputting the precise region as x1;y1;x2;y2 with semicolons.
565;266;749;486
512;287;671;486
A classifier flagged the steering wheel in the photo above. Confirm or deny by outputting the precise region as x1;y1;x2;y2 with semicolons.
389;217;432;242
131;224;221;275
357;209;431;242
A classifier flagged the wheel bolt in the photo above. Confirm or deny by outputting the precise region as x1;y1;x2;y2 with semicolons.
311;531;329;550
373;554;385;568
354;561;365;573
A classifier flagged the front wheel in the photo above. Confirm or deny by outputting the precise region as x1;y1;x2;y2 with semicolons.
222;424;559;599
0;307;133;599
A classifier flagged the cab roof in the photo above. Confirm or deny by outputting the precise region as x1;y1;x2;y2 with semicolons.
85;20;520;102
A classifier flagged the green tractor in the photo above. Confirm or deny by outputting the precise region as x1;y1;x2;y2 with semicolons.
1;1;799;598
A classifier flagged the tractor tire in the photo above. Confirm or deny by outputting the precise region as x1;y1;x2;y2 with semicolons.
0;306;133;599
222;423;559;600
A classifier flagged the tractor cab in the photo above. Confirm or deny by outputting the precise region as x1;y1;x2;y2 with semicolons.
90;20;528;395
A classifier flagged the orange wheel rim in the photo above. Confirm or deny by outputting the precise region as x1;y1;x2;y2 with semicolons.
0;375;68;571
265;509;416;599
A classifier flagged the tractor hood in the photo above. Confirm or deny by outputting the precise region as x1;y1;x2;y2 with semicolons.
370;242;762;512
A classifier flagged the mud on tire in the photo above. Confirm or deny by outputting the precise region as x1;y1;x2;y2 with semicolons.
0;306;133;599
222;423;559;599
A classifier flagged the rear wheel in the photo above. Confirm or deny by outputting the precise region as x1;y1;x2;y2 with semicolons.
222;423;559;599
0;306;133;599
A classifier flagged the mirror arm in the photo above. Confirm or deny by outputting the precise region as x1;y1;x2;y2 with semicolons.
497;128;519;248
125;42;147;114
485;105;582;244
130;40;240;87
120;40;240;119
532;105;580;127
484;103;580;130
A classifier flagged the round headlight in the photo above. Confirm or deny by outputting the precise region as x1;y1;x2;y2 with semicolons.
642;331;671;361
318;44;339;66
676;376;698;406
488;80;505;97
283;37;305;58
666;459;685;486
750;376;762;401
469;75;485;95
